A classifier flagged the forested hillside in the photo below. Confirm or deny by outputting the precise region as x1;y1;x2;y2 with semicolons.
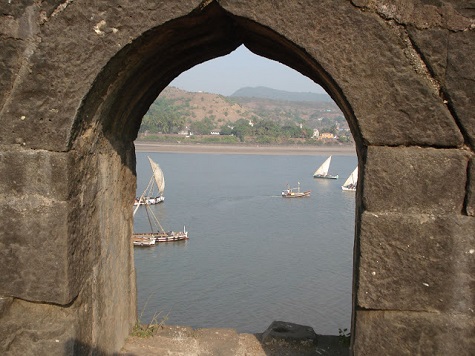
139;86;352;145
231;86;333;102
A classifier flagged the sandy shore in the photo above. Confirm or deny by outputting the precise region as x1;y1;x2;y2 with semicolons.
135;142;356;156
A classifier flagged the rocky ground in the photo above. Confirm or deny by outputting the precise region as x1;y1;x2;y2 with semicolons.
120;321;349;356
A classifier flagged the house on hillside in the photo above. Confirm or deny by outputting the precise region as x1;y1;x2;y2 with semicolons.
178;126;193;137
319;132;335;139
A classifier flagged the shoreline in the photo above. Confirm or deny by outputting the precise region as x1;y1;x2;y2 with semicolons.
134;141;356;156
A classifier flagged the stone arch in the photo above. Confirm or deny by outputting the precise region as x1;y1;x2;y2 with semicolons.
1;1;473;355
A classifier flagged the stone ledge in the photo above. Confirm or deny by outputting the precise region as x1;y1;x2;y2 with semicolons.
120;322;349;356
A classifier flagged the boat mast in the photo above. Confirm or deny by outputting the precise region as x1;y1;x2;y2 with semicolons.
133;175;154;216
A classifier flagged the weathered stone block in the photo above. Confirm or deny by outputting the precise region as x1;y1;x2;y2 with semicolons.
222;0;464;147
466;157;475;216
407;27;448;86
261;321;317;345
363;146;468;214
354;310;475;356
0;196;72;304
1;0;202;151
194;328;240;355
445;30;475;150
0;149;70;199
0;38;24;111
357;212;475;313
76;151;136;352
0;298;77;356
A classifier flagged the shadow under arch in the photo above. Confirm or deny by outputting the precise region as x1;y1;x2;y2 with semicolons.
71;0;363;351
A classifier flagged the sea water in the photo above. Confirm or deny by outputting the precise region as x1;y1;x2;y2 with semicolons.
133;151;357;335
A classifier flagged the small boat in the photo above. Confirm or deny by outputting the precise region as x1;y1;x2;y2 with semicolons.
341;166;358;191
132;235;156;247
133;157;165;206
133;228;189;244
313;156;338;179
282;182;311;198
134;196;164;206
132;157;189;245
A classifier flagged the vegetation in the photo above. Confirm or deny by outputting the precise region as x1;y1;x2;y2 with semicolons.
141;97;189;134
131;310;168;338
338;328;351;347
138;87;354;146
131;294;169;338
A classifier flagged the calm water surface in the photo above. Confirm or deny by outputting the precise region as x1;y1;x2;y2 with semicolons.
134;151;357;335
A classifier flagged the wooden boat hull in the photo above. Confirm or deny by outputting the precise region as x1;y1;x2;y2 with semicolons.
281;191;311;198
313;174;338;179
132;231;189;244
133;235;156;246
133;196;164;206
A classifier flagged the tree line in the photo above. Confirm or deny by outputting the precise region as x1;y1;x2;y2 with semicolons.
140;97;352;144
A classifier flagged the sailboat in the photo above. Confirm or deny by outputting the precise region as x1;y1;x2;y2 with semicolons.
313;156;338;179
133;157;165;206
341;166;358;191
132;157;188;246
281;182;311;198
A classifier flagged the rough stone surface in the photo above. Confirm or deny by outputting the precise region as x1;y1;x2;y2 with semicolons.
0;197;71;303
0;298;77;356
409;27;475;150
261;321;317;345
467;157;475;216
0;0;474;354
445;30;475;149
0;149;70;199
363;146;469;214
0;0;204;151
354;310;475;356
351;0;474;30
221;0;464;147
358;212;475;313
120;323;349;356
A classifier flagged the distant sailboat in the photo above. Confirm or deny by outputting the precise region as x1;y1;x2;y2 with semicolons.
341;166;358;191
313;156;338;179
133;157;188;246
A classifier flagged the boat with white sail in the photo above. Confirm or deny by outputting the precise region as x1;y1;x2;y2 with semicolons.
341;166;358;191
132;157;188;246
313;156;338;179
133;157;165;206
281;182;311;198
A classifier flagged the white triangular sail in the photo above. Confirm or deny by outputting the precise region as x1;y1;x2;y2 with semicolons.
343;166;358;187
148;156;165;195
313;156;332;176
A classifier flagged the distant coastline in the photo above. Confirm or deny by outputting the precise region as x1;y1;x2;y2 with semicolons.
134;141;356;156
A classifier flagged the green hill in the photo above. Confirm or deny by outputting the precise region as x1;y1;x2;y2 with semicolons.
138;86;351;145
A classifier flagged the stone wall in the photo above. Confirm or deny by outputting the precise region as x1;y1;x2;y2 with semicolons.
0;1;473;354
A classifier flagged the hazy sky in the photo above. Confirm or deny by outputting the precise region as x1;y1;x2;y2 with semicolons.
170;45;325;96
